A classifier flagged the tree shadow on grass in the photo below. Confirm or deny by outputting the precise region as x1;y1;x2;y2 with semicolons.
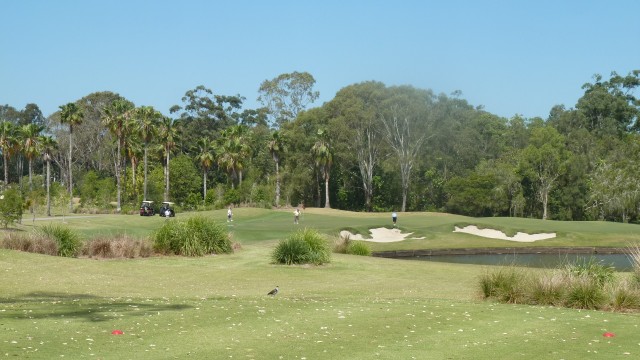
0;291;192;322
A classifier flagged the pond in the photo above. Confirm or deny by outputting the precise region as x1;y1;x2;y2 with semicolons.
410;253;634;271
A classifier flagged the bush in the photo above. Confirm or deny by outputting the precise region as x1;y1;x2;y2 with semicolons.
1;232;58;255
0;187;23;228
477;266;528;303
609;281;640;311
562;256;615;286
37;224;82;257
565;277;607;310
529;272;565;306
152;215;231;256
628;244;640;286
346;241;371;256
272;228;331;265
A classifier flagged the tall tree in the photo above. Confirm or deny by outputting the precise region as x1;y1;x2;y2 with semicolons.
267;130;286;206
0;121;16;185
102;98;134;212
158;116;180;202
519;125;571;220
196;137;215;202
217;125;251;188
40;136;57;217
134;106;160;201
20;123;44;192
379;86;432;212
258;71;320;127
311;128;333;208
58;102;84;211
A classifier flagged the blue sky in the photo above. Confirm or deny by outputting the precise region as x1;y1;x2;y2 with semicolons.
1;0;638;120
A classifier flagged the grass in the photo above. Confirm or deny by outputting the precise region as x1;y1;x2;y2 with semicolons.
2;208;640;358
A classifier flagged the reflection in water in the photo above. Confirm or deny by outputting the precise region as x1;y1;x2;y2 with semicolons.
412;253;633;271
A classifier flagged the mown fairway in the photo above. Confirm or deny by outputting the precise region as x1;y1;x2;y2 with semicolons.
2;209;640;359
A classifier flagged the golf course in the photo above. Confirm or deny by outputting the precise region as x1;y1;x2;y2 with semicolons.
2;207;640;359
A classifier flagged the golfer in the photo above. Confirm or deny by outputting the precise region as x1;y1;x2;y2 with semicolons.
294;208;300;224
392;211;397;227
227;207;233;222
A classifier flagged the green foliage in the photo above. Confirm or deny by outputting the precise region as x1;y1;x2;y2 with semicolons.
477;266;528;303
0;187;23;228
272;228;331;265
169;154;202;205
152;215;231;256
565;278;607;310
346;241;371;256
223;187;240;206
37;224;82;257
562;257;615;286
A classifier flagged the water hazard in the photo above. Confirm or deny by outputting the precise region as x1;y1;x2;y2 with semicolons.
410;253;634;271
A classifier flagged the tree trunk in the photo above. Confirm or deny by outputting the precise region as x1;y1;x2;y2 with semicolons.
164;151;170;202
115;140;121;213
203;170;207;202
274;161;280;206
3;152;8;185
143;143;148;200
68;126;73;212
46;159;51;217
324;172;331;208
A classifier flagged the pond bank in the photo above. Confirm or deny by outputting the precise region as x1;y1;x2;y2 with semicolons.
373;247;630;259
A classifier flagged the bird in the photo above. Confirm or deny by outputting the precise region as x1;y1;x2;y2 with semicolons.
267;286;279;296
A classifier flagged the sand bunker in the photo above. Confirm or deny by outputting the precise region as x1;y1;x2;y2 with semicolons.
453;225;556;242
340;228;424;243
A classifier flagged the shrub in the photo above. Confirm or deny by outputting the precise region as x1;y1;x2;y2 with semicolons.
152;215;231;256
334;232;350;254
346;241;371;256
562;256;615;286
37;224;82;257
272;228;331;265
628;244;640;286
529;272;566;306
477;266;528;303
0;187;23;228
565;277;607;310
1;232;58;255
609;281;640;311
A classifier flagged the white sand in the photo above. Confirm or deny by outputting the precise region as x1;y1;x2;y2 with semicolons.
453;225;556;242
340;228;424;243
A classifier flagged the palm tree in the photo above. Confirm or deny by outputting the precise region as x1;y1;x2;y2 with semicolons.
0;121;16;186
134;106;160;201
40;136;57;217
217;125;251;188
20;123;44;192
102;99;134;213
311;128;333;208
158;116;180;202
268;130;286;206
58;102;84;211
196;137;215;202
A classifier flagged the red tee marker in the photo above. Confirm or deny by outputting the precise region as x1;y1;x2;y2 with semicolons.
111;330;124;335
603;332;615;338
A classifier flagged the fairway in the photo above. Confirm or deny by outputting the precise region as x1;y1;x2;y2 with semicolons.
2;208;640;359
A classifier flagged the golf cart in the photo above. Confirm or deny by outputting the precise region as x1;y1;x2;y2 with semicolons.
159;201;175;217
140;201;155;216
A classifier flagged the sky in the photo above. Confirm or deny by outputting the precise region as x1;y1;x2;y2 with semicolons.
1;0;638;120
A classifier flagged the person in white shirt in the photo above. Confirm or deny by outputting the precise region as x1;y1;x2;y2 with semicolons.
294;208;300;224
227;207;233;222
392;211;397;227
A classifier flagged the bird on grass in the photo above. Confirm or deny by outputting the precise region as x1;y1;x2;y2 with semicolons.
267;286;279;296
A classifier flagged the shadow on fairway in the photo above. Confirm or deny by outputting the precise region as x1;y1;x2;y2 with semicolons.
0;291;192;322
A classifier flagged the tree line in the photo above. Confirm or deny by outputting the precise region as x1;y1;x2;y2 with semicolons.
1;70;639;222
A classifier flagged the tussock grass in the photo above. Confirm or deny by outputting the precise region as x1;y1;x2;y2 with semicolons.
272;228;331;265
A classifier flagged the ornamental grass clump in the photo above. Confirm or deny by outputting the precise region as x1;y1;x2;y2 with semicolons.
152;215;231;256
272;228;331;265
346;241;371;256
37;224;82;257
478;266;529;304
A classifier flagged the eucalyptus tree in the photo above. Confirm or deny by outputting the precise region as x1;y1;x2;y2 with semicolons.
311;128;333;208
58;102;84;210
20;123;44;192
257;71;320;127
158;116;181;202
327;81;387;211
196;137;215;201
519;125;571;220
40;135;57;216
134;106;161;201
267;130;286;206
379;86;433;212
0;121;16;185
102;98;134;212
